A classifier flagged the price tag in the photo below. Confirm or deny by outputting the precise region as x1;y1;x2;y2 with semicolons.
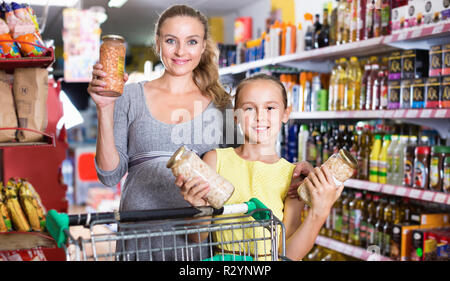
394;110;405;118
395;187;407;196
419;109;433;118
397;31;408;41
434;193;447;204
406;110;418;118
409;189;422;199
383;184;395;194
421;191;434;201
411;28;422;38
432;24;444;34
435;109;446;118
384;110;394;118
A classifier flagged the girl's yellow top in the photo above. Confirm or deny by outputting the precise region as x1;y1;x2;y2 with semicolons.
212;147;295;260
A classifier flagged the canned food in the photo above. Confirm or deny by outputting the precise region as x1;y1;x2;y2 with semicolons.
167;146;235;209
297;149;358;207
98;35;126;97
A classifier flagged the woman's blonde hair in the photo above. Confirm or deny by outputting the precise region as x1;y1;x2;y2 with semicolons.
155;5;231;109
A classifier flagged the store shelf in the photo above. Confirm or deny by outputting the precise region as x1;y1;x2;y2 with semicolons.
345;179;450;205
0;128;55;149
0;47;55;71
315;235;393;261
219;21;450;75
290;108;450;120
0;231;57;251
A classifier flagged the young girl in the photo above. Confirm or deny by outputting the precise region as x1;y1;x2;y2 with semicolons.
176;74;343;260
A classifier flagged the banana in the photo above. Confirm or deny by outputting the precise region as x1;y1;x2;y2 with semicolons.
4;180;31;232
18;179;46;231
0;182;13;232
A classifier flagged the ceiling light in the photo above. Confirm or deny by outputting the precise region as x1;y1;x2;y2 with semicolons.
24;0;79;7
108;0;128;8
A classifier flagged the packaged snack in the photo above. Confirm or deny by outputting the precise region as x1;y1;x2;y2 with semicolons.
0;18;20;58
0;70;18;142
297;149;357;207
167;146;235;209
98;35;127;97
0;45;4;58
4;2;45;57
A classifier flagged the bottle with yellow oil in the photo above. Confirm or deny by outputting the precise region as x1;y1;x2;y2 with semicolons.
369;135;382;182
377;134;391;184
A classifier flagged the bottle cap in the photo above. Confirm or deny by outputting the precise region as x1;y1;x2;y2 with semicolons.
339;148;358;169
415;146;431;155
166;146;186;168
431;146;450;154
304;13;313;21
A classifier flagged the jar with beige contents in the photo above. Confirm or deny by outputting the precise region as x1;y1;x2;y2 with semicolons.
167;146;235;209
97;35;126;97
298;149;358;207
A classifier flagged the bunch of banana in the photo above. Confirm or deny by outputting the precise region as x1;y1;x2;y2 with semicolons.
3;179;31;232
0;182;13;232
17;179;46;231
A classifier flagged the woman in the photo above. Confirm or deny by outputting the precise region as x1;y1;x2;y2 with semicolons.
88;5;311;261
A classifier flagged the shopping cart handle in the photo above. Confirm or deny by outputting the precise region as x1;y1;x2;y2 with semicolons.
46;209;69;248
245;198;271;220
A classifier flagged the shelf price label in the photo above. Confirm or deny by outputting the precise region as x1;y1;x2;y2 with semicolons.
419;109;433;118
395;187;407;196
432;24;444;34
421;191;434;201
397;31;408;41
434;109;447;118
411;28;423;38
409;189;422;199
433;193;447;204
405;110;418;118
383;184;395;194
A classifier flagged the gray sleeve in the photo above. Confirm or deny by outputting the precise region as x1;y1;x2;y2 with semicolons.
95;85;134;186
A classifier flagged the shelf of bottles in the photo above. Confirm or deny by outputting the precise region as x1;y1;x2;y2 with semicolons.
219;21;450;76
344;179;450;205
290;108;450;119
315;235;393;261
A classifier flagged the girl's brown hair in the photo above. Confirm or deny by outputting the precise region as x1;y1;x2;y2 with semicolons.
155;5;231;109
234;73;288;109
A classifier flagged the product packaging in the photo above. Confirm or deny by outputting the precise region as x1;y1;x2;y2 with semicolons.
401;49;429;80
388;80;401;109
425;77;441;108
441;76;450;108
0;70;18;142
12;68;48;142
98;35;126;97
391;5;408;33
388;51;402;80
443;44;450;75
411;78;426;108
400;79;412;108
429;45;443;77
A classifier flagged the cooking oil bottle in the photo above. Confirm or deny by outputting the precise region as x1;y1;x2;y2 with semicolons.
386;135;399;184
378;134;391;184
336;58;348;111
329;60;339;111
360;192;372;247
369;134;382;182
374;196;387;250
346;56;362;110
332;190;344;240
348;191;364;246
393;135;409;185
382;197;394;256
366;194;379;248
340;190;353;242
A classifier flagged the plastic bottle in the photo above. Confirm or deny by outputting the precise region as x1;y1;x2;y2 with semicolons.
330;0;339;46
337;0;348;44
340;190;353;242
403;136;417;187
311;75;321;112
366;61;379;110
304;13;314;50
393;135;409;185
360;62;371;110
378;134;391;184
380;0;391;36
306;124;318;166
296;23;305;53
346;56;362;110
348;191;364;246
329;60;339;111
298;124;309;162
365;0;375;39
287;123;299;163
378;69;389;109
299;72;307;112
336;58;348;111
369;134;382;182
386;135;399;184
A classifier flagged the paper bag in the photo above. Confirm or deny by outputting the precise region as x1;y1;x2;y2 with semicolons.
0;70;18;142
13;68;48;142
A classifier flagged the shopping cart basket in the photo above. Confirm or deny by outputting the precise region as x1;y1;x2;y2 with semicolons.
46;198;289;261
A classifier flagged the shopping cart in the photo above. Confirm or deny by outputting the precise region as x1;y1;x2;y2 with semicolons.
46;198;289;261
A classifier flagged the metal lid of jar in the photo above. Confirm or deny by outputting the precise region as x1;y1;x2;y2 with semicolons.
339;148;358;170
101;34;125;42
166;146;186;169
